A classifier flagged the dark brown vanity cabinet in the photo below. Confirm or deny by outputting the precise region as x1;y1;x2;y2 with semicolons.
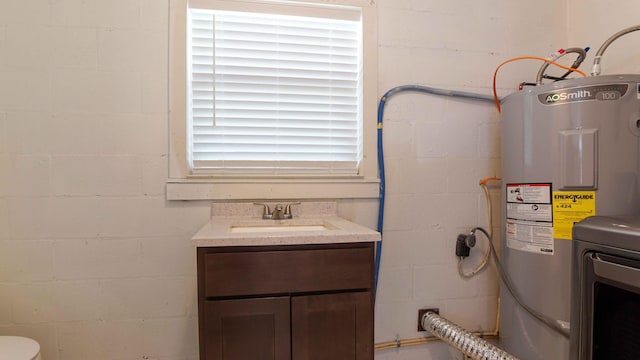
197;242;375;360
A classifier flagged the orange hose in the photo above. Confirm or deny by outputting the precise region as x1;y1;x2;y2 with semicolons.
479;177;502;185
492;56;587;112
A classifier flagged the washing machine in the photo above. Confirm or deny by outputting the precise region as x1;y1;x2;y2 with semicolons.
571;215;640;360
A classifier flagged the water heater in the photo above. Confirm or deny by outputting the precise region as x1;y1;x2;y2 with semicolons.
499;74;640;360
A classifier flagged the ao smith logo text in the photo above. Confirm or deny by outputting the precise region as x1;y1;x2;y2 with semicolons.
554;194;594;202
544;89;591;103
538;84;628;105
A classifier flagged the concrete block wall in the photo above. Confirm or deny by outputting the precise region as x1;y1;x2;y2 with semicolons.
567;0;640;76
373;2;640;359
0;0;638;359
0;1;211;359
372;1;564;358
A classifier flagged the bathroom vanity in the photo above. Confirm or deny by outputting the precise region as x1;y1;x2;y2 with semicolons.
192;202;380;360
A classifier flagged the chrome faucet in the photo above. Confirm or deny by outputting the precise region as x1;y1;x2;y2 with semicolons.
272;203;285;219
254;202;300;220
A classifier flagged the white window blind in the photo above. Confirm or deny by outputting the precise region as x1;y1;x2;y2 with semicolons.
187;6;363;176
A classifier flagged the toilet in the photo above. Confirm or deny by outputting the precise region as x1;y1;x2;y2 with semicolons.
0;336;42;360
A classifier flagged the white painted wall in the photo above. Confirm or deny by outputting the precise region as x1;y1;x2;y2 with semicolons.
0;1;638;359
567;0;640;76
373;1;565;359
0;1;210;359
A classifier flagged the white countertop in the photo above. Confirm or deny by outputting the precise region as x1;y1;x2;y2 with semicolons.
191;201;381;247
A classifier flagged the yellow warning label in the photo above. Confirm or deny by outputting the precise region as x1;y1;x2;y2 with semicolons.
552;191;596;240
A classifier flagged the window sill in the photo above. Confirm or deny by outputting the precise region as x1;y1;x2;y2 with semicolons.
166;178;380;200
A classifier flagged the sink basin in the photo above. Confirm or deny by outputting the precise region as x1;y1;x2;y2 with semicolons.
229;224;330;233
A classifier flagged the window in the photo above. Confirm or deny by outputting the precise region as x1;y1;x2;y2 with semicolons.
189;7;362;175
168;0;378;200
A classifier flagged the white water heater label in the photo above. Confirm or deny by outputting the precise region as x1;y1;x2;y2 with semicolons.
506;183;554;255
507;203;553;222
506;220;554;254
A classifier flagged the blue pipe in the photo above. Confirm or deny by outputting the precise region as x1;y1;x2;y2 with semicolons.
374;98;386;299
374;85;495;300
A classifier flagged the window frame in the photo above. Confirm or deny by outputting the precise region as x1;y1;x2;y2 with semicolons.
168;0;379;200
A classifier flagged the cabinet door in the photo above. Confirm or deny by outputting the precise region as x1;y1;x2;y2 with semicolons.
292;292;373;360
203;297;291;360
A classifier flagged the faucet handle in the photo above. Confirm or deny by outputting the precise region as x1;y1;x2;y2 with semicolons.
284;202;301;218
253;202;272;219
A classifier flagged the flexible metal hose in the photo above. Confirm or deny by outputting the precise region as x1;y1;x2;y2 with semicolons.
535;47;588;85
421;311;519;360
591;24;640;76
